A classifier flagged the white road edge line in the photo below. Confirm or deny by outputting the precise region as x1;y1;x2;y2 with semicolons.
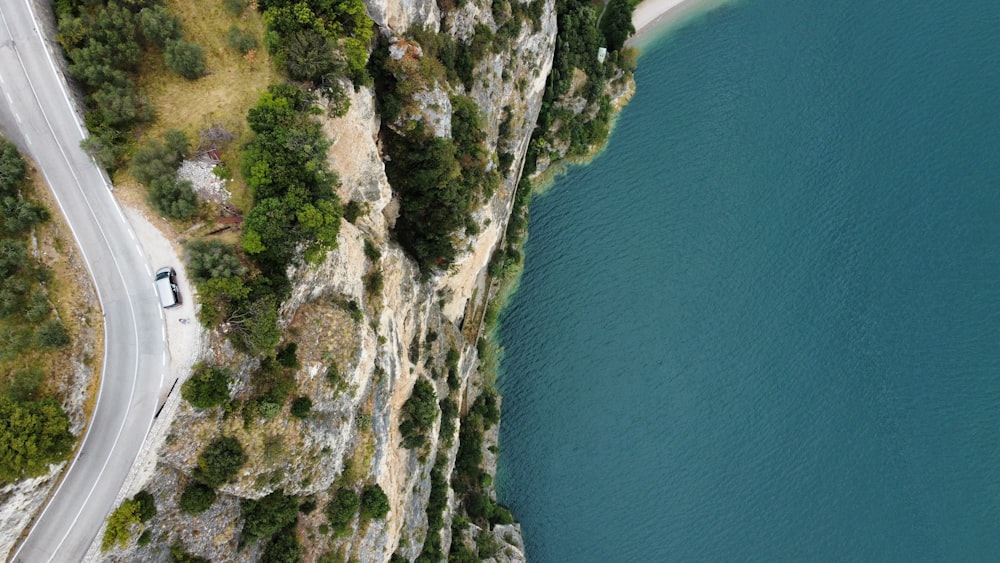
0;5;150;562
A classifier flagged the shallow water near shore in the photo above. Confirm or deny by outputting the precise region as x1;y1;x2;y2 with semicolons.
495;0;1000;560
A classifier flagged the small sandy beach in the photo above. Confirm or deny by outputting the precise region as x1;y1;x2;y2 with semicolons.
629;0;731;44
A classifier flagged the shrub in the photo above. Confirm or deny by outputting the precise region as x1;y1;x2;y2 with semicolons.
275;342;299;368
181;364;232;408
0;395;75;483
227;25;258;55
137;529;153;546
290;396;312;419
170;542;211;563
343;201;362;223
0;138;26;196
102;499;140;551
364;269;383;295
165;39;206;80
185;239;246;283
131;131;189;186
322;81;351;118
148;176;198;219
35;319;70;348
399;379;438;449
194;436;245;487
139;5;182;49
261;527;302;563
133;490;157;522
360;484;389;520
363;238;381;261
223;0;247;15
179;483;216;515
325;487;359;533
2;368;43;403
241;490;299;540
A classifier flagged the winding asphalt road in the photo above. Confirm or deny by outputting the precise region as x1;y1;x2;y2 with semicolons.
0;1;169;561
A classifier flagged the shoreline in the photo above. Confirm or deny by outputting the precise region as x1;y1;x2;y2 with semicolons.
629;0;733;46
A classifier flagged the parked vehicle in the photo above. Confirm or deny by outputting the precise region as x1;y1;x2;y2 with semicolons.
154;267;180;308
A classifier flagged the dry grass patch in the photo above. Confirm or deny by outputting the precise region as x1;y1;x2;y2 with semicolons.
136;0;278;211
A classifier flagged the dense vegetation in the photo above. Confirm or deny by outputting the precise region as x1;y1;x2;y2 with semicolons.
600;0;639;52
240;489;299;540
399;378;439;449
360;483;390;520
451;389;513;532
377;93;496;270
181;364;232;409
241;84;343;269
179;482;217;515
0;138;75;484
325;486;360;534
102;499;141;551
194;436;246;487
257;0;374;86
55;0;204;169
527;0;638;169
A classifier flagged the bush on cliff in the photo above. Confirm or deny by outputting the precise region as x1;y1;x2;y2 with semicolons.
194;436;246;487
399;378;438;449
181;364;232;409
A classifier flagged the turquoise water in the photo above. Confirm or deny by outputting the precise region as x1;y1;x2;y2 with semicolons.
495;0;1000;560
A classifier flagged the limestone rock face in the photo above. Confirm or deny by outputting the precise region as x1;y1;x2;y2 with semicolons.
366;0;440;33
100;0;556;560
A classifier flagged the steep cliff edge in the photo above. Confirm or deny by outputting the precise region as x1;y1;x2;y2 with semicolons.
98;0;557;560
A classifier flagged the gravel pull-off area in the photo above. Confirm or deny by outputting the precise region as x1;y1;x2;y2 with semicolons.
83;205;206;561
176;159;231;204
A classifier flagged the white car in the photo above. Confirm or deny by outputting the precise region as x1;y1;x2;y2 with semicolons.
154;267;180;308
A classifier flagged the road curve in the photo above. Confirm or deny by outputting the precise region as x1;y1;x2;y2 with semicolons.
0;2;169;561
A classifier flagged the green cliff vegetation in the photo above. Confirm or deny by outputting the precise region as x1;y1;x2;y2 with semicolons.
0;138;76;485
55;0;207;170
371;33;499;271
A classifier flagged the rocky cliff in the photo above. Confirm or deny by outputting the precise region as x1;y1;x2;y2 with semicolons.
99;0;556;560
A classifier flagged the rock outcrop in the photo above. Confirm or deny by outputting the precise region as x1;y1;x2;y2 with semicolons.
99;0;557;561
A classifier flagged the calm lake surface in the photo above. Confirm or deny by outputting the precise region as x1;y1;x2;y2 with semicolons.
495;0;1000;560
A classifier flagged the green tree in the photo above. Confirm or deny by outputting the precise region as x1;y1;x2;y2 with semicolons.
283;29;343;84
194;436;246;487
132;490;157;522
36;319;70;348
241;489;299;540
131;132;189;186
185;239;247;283
324;487;359;533
1;196;50;234
261;527;303;563
229;295;281;357
102;499;140;551
0;138;26;196
399;379;438;449
179;482;217;514
0;396;74;482
148;176;198;220
165;39;206;79
181;364;232;408
360;484;389;520
290;396;312;419
139;5;182;49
